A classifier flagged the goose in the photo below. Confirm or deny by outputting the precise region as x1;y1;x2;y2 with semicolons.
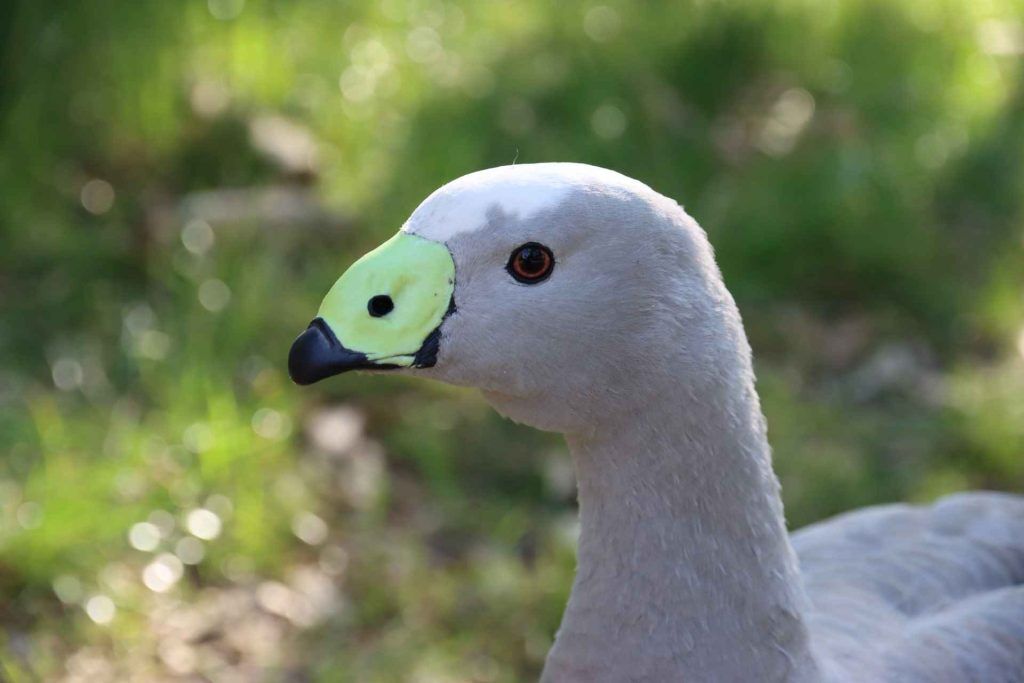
288;163;1024;682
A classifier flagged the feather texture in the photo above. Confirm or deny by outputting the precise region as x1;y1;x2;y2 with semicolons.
796;492;1024;681
374;163;1024;681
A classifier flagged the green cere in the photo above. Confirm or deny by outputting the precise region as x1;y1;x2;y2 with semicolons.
317;232;455;367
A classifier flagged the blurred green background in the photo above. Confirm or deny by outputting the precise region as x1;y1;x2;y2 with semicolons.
2;0;1023;680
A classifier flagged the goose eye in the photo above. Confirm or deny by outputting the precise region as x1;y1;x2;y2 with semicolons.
507;243;555;284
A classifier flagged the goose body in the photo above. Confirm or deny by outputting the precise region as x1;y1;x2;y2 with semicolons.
289;163;1024;682
796;492;1024;681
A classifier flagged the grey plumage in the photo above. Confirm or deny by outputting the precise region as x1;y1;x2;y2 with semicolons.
796;491;1024;681
317;163;1024;681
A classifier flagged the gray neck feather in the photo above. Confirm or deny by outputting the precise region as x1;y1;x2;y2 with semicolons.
541;355;822;681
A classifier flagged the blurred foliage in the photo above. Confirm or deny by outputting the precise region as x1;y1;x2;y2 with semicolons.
1;0;1023;680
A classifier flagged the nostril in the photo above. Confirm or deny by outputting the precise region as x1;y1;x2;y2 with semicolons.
367;294;394;318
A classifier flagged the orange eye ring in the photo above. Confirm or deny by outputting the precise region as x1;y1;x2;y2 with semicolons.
507;242;555;284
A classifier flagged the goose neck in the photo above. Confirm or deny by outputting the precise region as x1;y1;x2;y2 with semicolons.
543;385;822;681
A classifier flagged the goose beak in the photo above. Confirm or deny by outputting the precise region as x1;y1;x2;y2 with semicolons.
288;232;456;385
288;318;392;385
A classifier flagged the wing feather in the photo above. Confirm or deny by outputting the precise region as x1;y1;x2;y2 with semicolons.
792;491;1024;681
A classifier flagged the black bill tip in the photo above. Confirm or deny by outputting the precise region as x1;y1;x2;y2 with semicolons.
288;318;373;385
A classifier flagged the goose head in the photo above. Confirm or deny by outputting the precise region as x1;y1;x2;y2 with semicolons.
289;163;739;435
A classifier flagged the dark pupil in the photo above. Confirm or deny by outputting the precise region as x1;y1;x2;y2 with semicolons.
517;247;546;274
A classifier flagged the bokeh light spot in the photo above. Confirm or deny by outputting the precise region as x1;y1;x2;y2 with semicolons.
52;357;83;391
307;406;364;455
16;501;43;529
584;6;621;43
190;80;231;117
128;521;161;552
206;493;234;519
80;179;115;215
175;536;206;565
142;553;184;593
757;88;815;157
198;279;232;312
292;512;328;545
977;19;1024;56
591;103;627;140
52;575;83;604
187;508;222;540
252;407;292;440
137;330;172;360
406;26;443;64
181;219;215;255
84;595;116;624
183;422;214;454
208;0;244;21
